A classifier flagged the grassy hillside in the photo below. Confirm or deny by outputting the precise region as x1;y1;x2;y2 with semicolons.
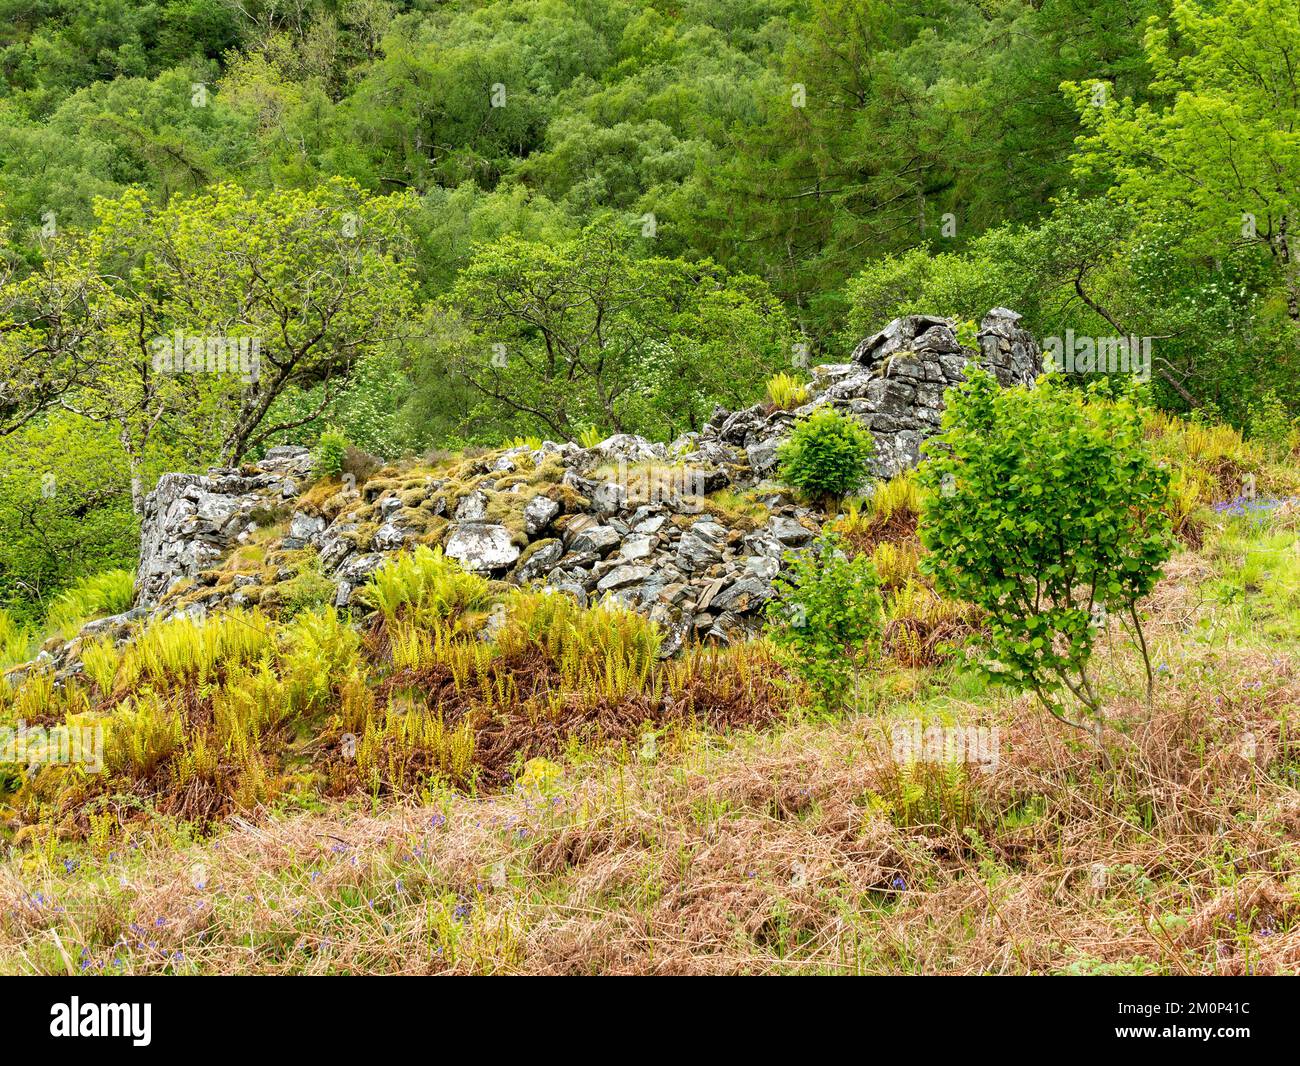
2;413;1298;975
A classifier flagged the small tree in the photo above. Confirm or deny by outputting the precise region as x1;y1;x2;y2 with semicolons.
315;428;349;478
765;532;883;713
777;406;875;506
439;219;791;441
917;371;1172;733
16;179;416;509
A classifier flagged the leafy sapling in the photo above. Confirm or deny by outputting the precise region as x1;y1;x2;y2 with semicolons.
916;371;1172;734
765;532;883;713
777;407;876;507
316;429;349;479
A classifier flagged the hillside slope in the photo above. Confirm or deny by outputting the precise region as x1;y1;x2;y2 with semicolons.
2;409;1298;975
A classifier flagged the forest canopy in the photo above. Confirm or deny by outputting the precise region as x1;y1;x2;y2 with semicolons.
0;0;1297;617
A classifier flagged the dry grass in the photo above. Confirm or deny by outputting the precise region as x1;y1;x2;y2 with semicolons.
3;563;1297;974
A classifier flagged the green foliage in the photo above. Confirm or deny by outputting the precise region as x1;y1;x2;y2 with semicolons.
1068;0;1300;300
365;545;492;629
280;605;361;713
0;414;139;618
916;371;1174;725
576;426;605;449
777;407;876;504
953;319;979;350
0;607;34;669
6;178;417;499
315;429;348;479
765;372;808;409
45;569;134;636
765;532;883;712
433;218;792;442
279;555;335;620
1246;390;1296;461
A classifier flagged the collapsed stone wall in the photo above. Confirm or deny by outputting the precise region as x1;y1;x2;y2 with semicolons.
35;309;1039;674
710;307;1040;480
134;446;315;608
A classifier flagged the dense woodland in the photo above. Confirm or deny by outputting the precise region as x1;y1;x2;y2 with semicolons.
0;0;1296;617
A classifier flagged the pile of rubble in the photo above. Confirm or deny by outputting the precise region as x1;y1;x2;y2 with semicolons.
37;309;1040;672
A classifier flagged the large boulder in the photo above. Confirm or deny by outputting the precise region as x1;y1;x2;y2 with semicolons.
444;523;521;572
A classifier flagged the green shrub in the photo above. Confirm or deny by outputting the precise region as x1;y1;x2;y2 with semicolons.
1246;389;1295;460
954;318;979;349
765;532;883;712
316;429;349;478
916;371;1173;730
777;407;875;504
280;555;336;619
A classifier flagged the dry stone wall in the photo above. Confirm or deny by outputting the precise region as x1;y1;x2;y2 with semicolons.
32;309;1040;675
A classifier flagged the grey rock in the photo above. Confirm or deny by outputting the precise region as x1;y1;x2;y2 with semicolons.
444;524;520;572
338;553;383;584
523;494;560;535
319;525;357;573
566;519;621;556
514;540;564;583
373;517;411;551
711;576;774;614
591;433;665;464
289;511;326;545
589;480;627;515
618;534;655;561
769;516;814;545
849;314;953;368
259;445;315;477
544;581;588;607
454;490;489;521
746;437;782;477
676;519;727;571
596;564;654;592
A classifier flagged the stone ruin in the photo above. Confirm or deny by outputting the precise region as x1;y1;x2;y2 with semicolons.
29;309;1041;675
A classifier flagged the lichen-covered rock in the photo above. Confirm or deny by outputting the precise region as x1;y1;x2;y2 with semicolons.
565;517;621;556
768;516;814;545
285;511;326;550
712;576;774;614
523;494;560;535
596;563;655;592
617;533;655;561
445;523;521;572
676;519;727;572
514;539;564;583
